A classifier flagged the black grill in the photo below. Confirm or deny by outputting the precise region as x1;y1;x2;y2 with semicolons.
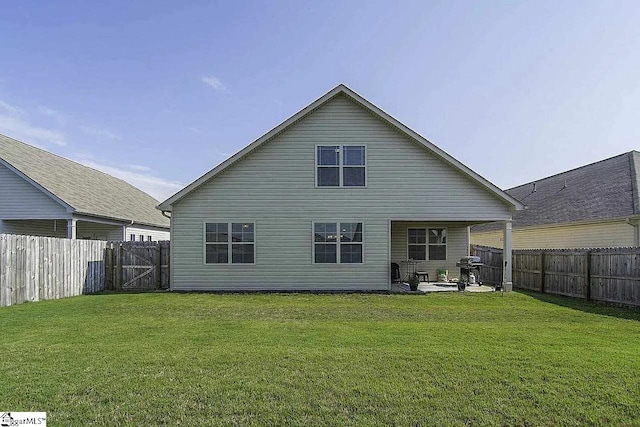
456;256;483;289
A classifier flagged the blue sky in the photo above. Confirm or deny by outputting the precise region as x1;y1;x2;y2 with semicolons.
1;0;639;200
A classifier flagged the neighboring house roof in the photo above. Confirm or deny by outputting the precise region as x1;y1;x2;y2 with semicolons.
158;84;523;211
0;134;169;228
473;151;640;232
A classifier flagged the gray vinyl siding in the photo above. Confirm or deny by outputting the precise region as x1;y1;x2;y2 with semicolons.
0;162;68;220
171;94;512;291
391;222;469;281
1;219;68;238
1;220;123;240
77;222;124;241
125;225;170;241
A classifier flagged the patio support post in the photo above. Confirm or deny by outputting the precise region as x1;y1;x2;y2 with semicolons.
67;218;77;240
502;220;513;291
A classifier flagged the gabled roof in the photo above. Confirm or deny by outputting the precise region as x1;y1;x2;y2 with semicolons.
0;134;169;228
473;151;640;232
158;84;523;211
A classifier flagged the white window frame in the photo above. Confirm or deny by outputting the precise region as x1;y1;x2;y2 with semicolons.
407;227;447;261
315;145;367;188
129;234;136;242
312;221;364;264
203;221;256;265
428;227;447;261
407;228;427;261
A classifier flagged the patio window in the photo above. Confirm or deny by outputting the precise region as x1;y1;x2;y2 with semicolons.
407;228;447;261
314;222;363;264
407;228;427;260
428;228;447;260
316;145;366;187
205;222;255;264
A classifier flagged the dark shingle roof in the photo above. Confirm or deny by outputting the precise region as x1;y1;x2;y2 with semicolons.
0;134;169;228
473;151;639;232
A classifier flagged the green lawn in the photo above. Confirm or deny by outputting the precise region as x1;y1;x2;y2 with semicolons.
1;292;639;426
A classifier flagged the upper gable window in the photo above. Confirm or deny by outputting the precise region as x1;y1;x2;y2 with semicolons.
316;145;366;187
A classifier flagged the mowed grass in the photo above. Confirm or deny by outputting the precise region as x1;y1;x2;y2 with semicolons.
1;292;639;426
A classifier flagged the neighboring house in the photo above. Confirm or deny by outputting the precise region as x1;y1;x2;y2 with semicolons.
471;151;640;249
158;84;522;291
0;134;169;241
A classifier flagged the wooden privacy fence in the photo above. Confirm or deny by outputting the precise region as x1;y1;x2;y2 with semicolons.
472;245;640;306
105;241;170;291
0;235;171;307
0;234;108;307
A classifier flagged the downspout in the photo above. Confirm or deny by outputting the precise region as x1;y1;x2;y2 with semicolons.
626;217;640;246
161;211;171;219
124;220;134;241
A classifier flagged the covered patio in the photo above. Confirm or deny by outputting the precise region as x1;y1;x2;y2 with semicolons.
389;219;513;291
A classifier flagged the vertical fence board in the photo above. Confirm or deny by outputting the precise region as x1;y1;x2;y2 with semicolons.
0;234;109;307
472;245;640;306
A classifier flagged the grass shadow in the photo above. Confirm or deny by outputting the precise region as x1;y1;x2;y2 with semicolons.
516;289;640;321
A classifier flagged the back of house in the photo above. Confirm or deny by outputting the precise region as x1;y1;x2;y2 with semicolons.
159;85;521;291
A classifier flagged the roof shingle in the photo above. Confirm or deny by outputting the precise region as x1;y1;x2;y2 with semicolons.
0;134;169;228
473;151;638;232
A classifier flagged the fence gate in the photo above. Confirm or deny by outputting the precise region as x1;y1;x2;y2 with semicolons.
106;241;170;290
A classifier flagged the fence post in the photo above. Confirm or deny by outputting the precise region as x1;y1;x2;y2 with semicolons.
540;251;545;293
586;251;592;301
154;244;161;290
116;243;123;291
105;243;113;291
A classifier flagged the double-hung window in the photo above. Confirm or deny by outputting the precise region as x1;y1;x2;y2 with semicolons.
205;222;255;264
428;228;447;260
407;228;427;260
314;222;363;263
316;145;366;187
407;228;447;261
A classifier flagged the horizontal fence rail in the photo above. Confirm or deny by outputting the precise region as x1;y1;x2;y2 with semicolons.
105;241;170;291
0;234;170;307
472;245;640;307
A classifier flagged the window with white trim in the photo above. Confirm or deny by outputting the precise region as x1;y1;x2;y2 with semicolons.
428;228;447;260
408;228;447;261
316;145;366;187
129;234;136;241
314;222;363;263
407;228;427;260
205;222;255;264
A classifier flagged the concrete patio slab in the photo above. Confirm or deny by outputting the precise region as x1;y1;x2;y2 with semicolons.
391;282;495;293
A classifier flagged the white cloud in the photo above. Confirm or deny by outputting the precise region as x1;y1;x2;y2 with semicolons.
0;98;67;146
126;164;152;172
201;75;227;91
0;100;24;115
38;106;70;125
76;158;184;201
79;125;121;141
187;126;202;134
0;114;66;146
